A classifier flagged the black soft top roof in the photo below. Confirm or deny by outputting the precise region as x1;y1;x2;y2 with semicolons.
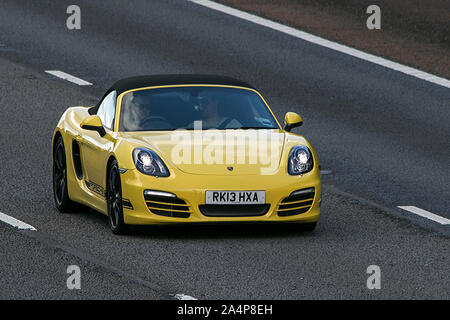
111;74;255;95
90;74;256;113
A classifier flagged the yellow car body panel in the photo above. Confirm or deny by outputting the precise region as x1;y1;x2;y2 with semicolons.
52;84;321;225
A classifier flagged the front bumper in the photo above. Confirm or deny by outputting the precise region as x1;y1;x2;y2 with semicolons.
120;167;321;225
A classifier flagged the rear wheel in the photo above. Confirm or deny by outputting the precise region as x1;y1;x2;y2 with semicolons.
53;136;77;212
107;160;127;234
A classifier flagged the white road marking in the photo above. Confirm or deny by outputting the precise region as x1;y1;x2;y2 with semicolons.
173;293;198;300
0;211;37;231
45;70;92;86
398;206;450;225
189;0;450;89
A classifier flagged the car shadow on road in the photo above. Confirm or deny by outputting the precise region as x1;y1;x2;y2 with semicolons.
73;207;319;239
127;223;318;240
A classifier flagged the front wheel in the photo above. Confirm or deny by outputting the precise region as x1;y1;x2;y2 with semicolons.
53;136;77;212
107;160;127;234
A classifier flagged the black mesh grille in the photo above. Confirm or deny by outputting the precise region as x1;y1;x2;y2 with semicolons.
199;204;270;217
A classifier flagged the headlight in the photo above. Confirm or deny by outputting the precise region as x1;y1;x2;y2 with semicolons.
288;145;313;175
132;148;170;177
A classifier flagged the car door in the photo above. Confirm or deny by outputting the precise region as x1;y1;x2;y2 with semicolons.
78;90;117;198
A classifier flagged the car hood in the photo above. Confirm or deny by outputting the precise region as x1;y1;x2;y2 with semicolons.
120;130;285;175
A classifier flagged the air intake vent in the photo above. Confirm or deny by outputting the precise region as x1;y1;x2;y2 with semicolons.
277;188;315;216
72;140;83;180
199;204;270;217
144;191;191;218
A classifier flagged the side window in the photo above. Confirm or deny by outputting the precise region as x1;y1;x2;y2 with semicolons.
97;91;117;130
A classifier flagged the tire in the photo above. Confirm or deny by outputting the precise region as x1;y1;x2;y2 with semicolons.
53;136;77;212
107;160;127;234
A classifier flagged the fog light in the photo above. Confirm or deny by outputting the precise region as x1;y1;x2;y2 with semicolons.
144;190;176;198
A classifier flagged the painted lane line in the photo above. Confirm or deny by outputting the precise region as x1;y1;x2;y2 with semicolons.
172;293;198;300
398;206;450;225
188;0;450;89
0;211;37;231
45;70;92;86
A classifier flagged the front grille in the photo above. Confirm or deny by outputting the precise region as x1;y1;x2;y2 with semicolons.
199;204;270;217
277;188;315;216
144;193;191;218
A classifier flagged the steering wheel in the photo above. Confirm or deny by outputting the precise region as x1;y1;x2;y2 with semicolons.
140;116;173;129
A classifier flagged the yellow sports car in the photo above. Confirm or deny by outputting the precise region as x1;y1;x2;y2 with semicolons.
52;75;321;234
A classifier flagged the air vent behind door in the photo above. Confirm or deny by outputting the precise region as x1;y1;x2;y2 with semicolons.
72;140;83;180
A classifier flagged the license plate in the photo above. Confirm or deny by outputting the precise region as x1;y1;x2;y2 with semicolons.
205;191;265;205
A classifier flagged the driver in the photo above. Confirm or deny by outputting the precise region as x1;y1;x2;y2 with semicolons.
199;92;242;129
135;103;152;129
200;93;224;128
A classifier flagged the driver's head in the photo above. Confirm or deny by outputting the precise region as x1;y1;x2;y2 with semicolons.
200;93;220;119
136;103;151;120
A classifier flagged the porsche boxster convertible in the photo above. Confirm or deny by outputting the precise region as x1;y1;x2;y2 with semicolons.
52;75;321;234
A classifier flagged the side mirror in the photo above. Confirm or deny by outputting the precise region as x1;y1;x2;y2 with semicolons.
80;115;106;137
284;112;303;132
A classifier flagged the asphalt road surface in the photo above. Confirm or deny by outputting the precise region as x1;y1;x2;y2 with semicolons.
0;0;448;299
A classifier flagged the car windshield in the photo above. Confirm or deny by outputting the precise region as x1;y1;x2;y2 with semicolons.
119;86;279;131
